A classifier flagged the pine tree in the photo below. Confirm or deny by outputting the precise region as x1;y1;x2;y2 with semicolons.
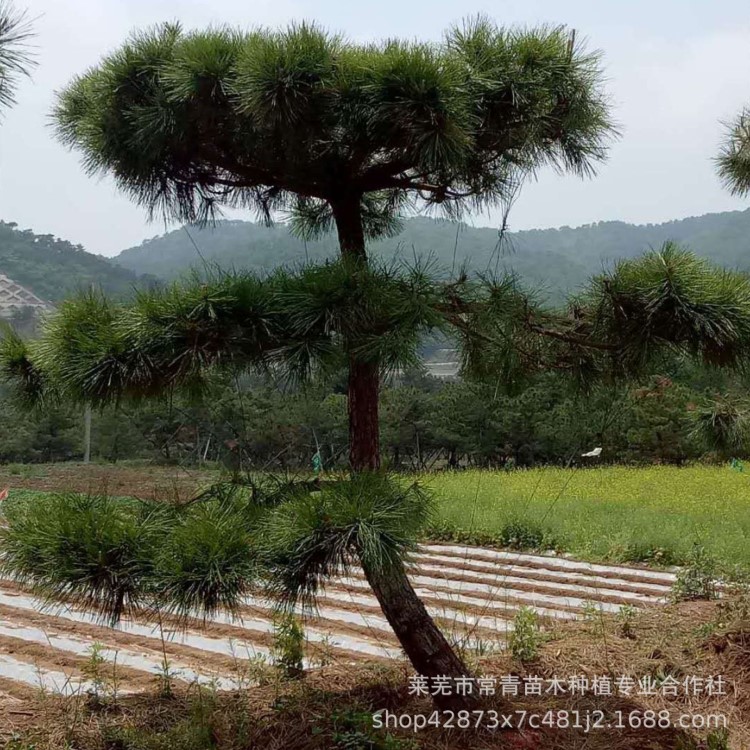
8;19;750;711
0;1;33;114
40;19;614;706
718;106;750;196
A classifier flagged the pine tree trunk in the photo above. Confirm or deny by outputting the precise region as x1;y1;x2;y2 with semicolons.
362;557;478;710
348;357;380;471
332;195;381;473
330;195;476;709
83;404;92;464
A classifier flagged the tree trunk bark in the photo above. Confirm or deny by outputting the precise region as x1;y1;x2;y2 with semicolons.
362;557;478;710
448;446;458;469
331;195;367;260
331;195;381;472
83;403;92;464
331;194;475;707
348;357;380;471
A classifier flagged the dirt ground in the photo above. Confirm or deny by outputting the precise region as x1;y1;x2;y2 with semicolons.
0;461;217;501
0;597;747;750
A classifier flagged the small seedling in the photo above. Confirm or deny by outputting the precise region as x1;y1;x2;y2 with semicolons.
271;612;305;679
310;633;336;669
155;654;177;699
616;604;637;639
81;643;112;706
672;545;718;601
582;600;606;636
508;607;541;662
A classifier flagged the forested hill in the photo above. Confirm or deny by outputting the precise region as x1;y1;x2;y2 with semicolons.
115;209;750;301
4;209;750;306
0;221;157;302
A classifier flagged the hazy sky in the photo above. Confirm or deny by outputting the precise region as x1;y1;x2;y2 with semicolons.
2;0;750;257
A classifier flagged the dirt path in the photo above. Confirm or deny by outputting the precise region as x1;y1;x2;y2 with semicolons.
0;462;216;501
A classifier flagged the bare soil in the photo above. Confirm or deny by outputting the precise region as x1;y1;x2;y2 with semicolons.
0;597;747;749
0;462;215;501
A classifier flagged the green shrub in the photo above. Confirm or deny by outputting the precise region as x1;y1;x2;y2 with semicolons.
672;545;718;601
497;519;548;550
508;607;541;662
617;541;681;566
425;517;554;552
691;396;750;457
271;612;305;679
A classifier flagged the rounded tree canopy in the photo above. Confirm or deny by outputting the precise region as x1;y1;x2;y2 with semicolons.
54;18;615;230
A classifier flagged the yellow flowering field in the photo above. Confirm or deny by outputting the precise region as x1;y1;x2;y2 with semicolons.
425;465;750;569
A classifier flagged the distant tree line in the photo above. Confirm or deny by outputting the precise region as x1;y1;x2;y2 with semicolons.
116;210;750;306
0;361;743;469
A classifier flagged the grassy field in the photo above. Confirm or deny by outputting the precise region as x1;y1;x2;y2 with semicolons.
2;462;749;571
425;465;750;570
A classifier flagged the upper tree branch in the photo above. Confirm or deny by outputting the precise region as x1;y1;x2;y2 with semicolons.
527;323;620;352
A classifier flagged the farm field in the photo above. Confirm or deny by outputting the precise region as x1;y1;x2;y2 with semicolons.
2;591;746;750
1;484;743;748
0;543;675;699
1;462;749;570
0;468;747;747
427;465;750;569
0;462;696;702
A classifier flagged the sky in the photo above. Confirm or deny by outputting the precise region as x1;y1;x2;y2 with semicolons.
1;0;750;257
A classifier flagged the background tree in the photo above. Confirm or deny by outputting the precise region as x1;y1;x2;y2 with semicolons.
717;107;750;196
112;209;750;296
0;0;33;114
691;394;750;459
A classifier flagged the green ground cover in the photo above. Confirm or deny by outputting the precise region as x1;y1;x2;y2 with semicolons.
424;465;750;570
6;463;749;571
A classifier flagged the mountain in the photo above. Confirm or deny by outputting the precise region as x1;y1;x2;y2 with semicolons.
114;209;750;302
4;208;749;309
0;222;158;302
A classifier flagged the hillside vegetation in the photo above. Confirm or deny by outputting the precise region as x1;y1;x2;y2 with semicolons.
0;221;157;302
115;209;750;301
3;210;750;305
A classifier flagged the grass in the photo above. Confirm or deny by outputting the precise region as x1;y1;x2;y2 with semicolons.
424;465;750;570
5;462;750;571
2;463;43;479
